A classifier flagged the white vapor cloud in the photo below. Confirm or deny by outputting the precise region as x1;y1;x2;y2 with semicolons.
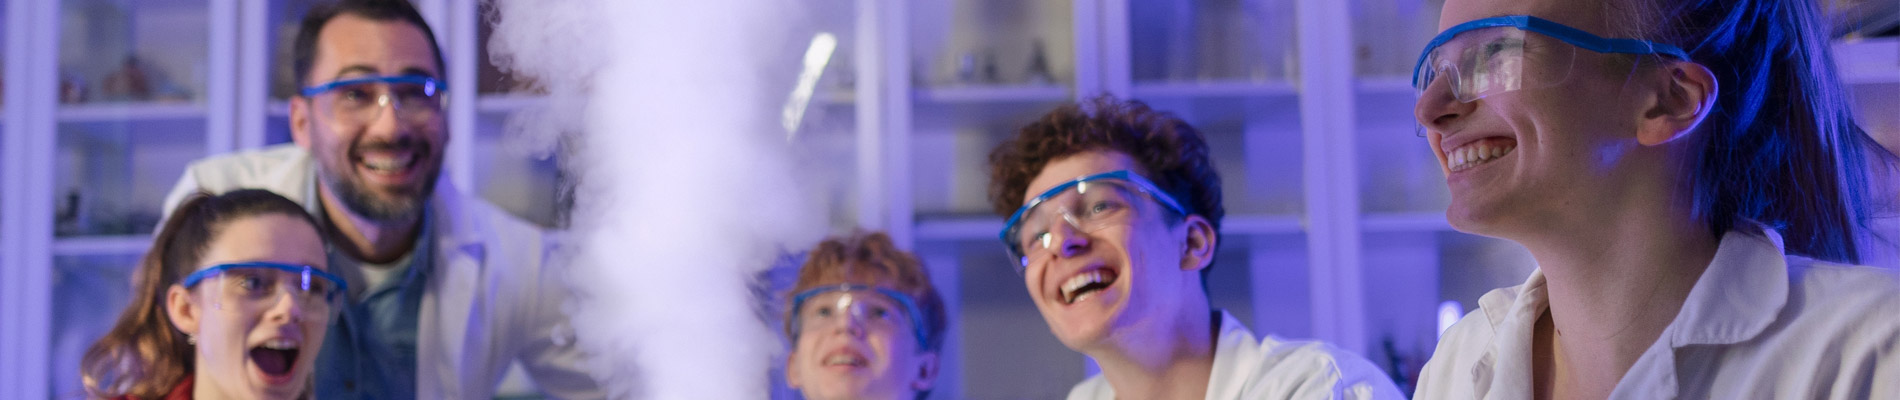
487;1;826;398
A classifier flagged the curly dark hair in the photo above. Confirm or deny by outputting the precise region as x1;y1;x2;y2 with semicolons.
987;95;1225;284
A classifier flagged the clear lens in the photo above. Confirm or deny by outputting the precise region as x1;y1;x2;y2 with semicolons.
793;289;918;343
1415;26;1575;102
1003;179;1152;272
196;266;343;315
320;80;444;126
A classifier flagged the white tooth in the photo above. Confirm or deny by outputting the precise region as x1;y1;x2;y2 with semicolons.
1495;146;1507;158
1061;271;1110;304
366;159;396;171
824;355;865;366
262;339;299;350
362;152;415;172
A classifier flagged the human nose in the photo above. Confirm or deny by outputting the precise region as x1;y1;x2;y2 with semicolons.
1050;214;1091;259
1414;76;1478;134
264;286;306;324
350;86;416;136
831;311;867;338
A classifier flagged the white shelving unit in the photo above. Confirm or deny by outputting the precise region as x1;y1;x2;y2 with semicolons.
1;0;1893;399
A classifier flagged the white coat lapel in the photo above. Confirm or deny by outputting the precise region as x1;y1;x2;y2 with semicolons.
418;181;491;399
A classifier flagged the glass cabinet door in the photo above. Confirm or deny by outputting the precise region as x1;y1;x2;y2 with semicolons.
54;0;211;237
50;254;145;399
263;0;324;147
472;0;566;229
909;0;1075;221
1129;0;1297;84
51;0;214;396
909;2;1079;398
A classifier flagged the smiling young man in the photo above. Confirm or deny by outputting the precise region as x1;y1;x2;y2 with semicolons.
987;97;1402;399
159;0;602;398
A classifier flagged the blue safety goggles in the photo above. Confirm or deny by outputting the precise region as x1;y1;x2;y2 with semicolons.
299;75;445;98
182;261;348;307
997;170;1192;271
1412;15;1691;103
790;284;932;347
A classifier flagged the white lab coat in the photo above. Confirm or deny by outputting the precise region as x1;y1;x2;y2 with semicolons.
1066;310;1405;400
161;145;604;400
1414;227;1900;399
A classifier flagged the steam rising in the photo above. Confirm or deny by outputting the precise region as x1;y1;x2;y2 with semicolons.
487;1;823;398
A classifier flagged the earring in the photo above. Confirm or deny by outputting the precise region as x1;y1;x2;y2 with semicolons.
187;335;196;345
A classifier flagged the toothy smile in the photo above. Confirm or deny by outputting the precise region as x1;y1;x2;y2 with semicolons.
359;150;417;172
1446;138;1517;172
823;351;867;367
1060;269;1117;305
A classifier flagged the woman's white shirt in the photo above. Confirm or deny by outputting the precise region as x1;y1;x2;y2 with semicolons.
1415;228;1900;399
1067;310;1404;400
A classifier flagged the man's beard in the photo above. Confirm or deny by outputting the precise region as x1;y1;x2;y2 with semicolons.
317;145;441;224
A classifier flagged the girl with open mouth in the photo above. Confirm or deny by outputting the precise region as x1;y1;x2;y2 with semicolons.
80;189;342;400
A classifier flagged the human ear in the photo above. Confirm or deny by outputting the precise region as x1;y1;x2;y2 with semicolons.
1636;61;1718;146
1179;215;1217;272
910;351;939;391
784;349;804;389
165;285;201;339
289;96;314;150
